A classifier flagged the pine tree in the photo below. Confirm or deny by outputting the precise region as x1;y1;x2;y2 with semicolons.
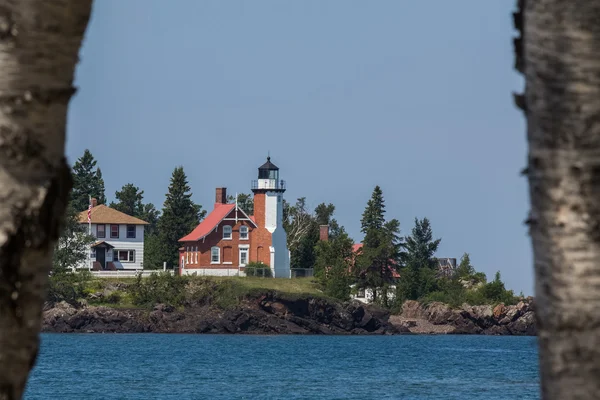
150;167;205;268
227;193;254;216
110;183;144;217
314;227;354;300
95;168;107;205
397;217;441;301
360;185;385;234
403;217;441;269
455;252;476;279
71;149;106;210
53;203;96;273
355;186;403;306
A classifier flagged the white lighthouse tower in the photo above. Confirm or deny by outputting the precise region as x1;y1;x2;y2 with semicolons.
251;157;290;278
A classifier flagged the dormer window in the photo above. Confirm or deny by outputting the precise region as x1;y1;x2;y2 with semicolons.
240;226;249;240
223;225;232;240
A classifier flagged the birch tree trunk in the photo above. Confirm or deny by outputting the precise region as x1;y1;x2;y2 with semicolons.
515;1;600;398
0;1;91;399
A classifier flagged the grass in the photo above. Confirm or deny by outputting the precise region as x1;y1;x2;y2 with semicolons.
211;276;323;296
49;272;329;310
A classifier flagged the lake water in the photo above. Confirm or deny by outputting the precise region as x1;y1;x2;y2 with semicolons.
25;334;539;399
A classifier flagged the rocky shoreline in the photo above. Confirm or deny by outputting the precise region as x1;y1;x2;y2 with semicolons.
42;294;536;336
42;293;402;335
390;300;536;335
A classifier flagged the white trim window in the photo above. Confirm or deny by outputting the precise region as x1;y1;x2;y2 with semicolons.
186;247;189;263
211;246;220;264
195;246;198;264
223;225;232;240
239;245;249;266
114;249;135;263
239;226;249;240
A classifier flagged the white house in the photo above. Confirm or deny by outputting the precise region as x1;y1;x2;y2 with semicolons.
77;198;149;271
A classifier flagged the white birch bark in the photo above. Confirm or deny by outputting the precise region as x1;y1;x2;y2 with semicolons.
515;0;600;398
0;1;92;399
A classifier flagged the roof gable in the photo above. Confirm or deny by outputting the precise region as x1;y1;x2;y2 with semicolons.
179;203;257;242
78;205;149;225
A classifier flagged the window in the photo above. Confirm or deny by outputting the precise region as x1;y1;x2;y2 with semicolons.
127;225;136;239
357;288;366;298
114;250;135;263
96;224;106;238
223;225;232;240
211;247;220;263
195;246;198;264
186;247;189;263
239;247;249;266
110;224;119;238
240;226;249;240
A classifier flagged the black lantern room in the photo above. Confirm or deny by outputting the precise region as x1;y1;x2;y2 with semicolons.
258;156;279;180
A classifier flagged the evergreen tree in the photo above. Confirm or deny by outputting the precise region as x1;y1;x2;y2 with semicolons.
227;193;254;215
149;167;205;268
71;149;106;210
53;203;96;273
397;217;441;301
455;252;475;278
403;217;441;269
314;203;341;240
110;183;144;217
139;203;160;236
95;168;107;205
110;183;161;236
314;227;354;300
355;186;403;306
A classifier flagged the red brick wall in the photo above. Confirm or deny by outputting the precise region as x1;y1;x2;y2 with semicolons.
253;193;266;228
181;206;273;269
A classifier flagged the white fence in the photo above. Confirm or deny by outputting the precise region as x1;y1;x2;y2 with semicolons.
90;270;174;278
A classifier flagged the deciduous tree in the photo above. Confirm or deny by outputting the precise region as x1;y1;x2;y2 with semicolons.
514;1;600;397
0;1;92;398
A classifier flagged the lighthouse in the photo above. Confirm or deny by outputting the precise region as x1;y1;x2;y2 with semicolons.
251;156;290;278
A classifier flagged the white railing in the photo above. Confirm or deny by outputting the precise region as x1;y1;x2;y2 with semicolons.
90;270;174;278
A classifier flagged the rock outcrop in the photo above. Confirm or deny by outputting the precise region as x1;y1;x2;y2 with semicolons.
42;293;406;335
390;299;536;335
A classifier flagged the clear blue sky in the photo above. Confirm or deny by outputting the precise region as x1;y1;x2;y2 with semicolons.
66;1;531;294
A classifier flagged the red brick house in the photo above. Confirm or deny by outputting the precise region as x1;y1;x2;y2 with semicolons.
178;157;291;278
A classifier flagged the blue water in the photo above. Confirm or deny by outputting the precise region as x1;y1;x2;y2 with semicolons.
25;334;539;399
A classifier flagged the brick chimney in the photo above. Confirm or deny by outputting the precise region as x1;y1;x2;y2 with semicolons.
91;198;98;207
319;225;329;242
215;187;227;206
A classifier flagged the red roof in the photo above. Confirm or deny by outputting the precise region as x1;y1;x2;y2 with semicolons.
179;203;235;242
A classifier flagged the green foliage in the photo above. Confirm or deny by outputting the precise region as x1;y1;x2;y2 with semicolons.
455;253;475;278
53;202;96;273
355;186;404;307
314;227;354;300
150;166;205;269
110;183;161;236
244;262;272;277
130;272;189;307
47;270;93;305
479;271;517;305
227;193;254;216
110;183;144;217
71;149;106;211
403;217;441;270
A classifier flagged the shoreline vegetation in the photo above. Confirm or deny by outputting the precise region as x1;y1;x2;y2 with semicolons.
43;272;535;335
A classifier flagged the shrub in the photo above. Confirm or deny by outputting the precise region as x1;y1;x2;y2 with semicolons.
129;272;189;307
244;262;272;277
47;270;93;305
